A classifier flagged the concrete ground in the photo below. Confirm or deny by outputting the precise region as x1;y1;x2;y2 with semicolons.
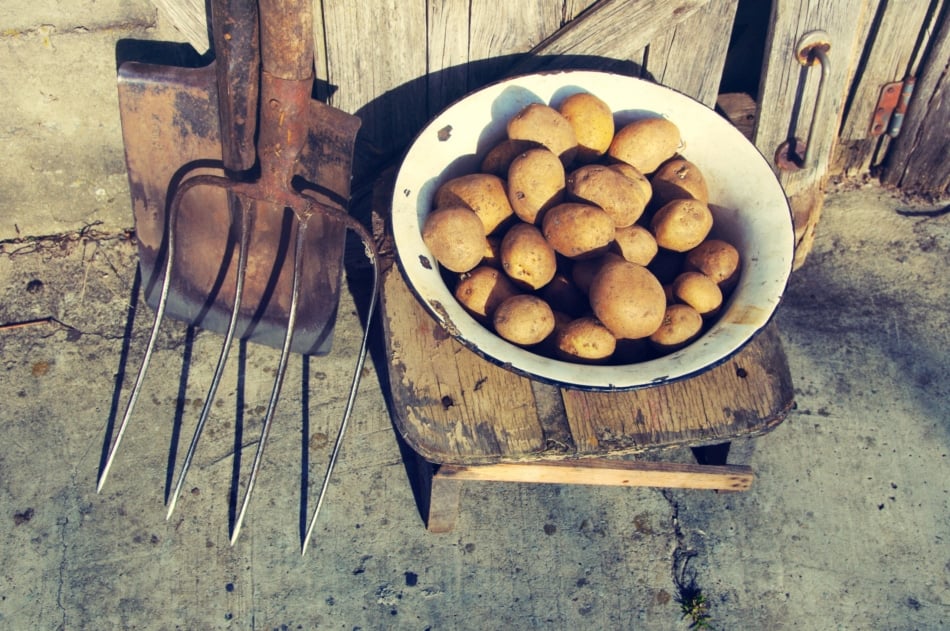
1;176;948;629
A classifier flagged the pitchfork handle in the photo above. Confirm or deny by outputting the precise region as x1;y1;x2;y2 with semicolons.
211;0;260;172
259;0;315;81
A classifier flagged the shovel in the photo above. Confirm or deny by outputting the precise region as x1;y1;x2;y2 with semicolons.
102;0;378;552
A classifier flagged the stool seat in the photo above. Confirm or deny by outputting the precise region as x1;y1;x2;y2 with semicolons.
378;256;794;531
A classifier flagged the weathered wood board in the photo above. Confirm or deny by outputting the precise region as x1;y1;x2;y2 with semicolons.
882;5;950;195
644;0;739;108
752;0;876;268
151;0;950;198
382;260;793;466
832;1;945;177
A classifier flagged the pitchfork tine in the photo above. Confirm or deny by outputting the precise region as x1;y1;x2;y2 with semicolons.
229;217;307;545
166;196;252;519
302;218;379;555
97;178;185;493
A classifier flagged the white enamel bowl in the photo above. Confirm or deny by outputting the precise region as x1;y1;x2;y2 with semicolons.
391;70;794;391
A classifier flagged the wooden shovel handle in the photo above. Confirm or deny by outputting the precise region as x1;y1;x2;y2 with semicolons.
259;0;314;81
211;0;260;171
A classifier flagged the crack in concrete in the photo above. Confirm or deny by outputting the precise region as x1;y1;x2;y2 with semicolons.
0;225;133;256
663;488;711;626
0;316;129;342
1;19;158;42
56;514;69;631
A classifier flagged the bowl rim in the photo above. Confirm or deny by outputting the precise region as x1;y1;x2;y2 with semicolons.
390;69;794;391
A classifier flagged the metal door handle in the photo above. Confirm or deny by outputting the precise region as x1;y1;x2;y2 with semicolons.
776;30;832;171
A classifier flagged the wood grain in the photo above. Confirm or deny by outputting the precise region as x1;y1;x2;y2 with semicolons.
561;323;792;454
838;1;934;141
882;6;950;194
753;0;876;267
382;264;547;464
382;259;793;465
153;0;209;51
505;0;712;76
644;0;739;108
427;0;598;119
835;1;938;176
436;460;754;491
321;0;428;181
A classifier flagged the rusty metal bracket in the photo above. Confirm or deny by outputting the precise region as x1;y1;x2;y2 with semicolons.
870;77;916;138
870;81;904;137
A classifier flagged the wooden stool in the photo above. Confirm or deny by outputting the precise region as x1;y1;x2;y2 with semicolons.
378;259;794;533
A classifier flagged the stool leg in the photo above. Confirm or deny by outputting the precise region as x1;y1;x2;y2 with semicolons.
427;467;462;533
691;442;732;466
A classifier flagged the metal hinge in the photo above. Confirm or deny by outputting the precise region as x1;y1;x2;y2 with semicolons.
869;76;916;138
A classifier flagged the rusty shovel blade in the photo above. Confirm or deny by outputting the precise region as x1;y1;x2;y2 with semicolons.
116;59;361;356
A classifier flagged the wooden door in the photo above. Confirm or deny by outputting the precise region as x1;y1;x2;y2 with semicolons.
148;0;742;188
880;6;950;195
833;1;940;177
752;0;876;269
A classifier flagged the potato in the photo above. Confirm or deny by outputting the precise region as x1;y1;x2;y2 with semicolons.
589;259;666;339
649;303;704;351
558;92;614;163
507;148;566;224
684;239;740;290
507;103;578;166
571;252;624;294
480;138;539;176
650;198;714;252
612;224;658;266
454;265;519;321
492;294;556;346
651;158;709;204
556;316;617;362
421;206;488;273
566;164;650;227
608;162;652;202
608;117;681;174
671;271;723;315
542;203;616;259
435;173;514;235
540;271;587;317
500;223;557;290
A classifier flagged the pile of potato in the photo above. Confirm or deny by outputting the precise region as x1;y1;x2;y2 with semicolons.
421;91;741;365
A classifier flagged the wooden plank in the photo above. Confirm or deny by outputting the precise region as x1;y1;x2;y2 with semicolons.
426;0;567;115
427;473;463;533
382;243;793;464
882;7;950;194
467;0;564;88
644;0;739;107
321;0;428;184
425;0;472;117
717;92;758;140
835;0;939;176
426;0;601;117
152;0;209;52
435;460;754;491
753;0;876;268
505;0;712;76
839;1;936;141
561;323;792;454
381;264;548;465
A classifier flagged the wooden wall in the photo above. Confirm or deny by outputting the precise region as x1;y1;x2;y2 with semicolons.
152;0;949;198
312;0;739;193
